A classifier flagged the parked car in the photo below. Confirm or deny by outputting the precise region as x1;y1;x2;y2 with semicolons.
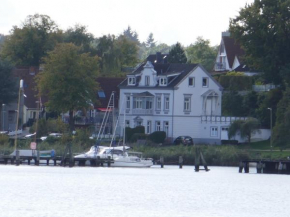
174;136;194;145
41;133;62;141
24;133;36;139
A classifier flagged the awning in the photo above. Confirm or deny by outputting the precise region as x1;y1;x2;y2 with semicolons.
97;108;112;112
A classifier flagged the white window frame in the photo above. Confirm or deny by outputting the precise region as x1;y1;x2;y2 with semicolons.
156;95;161;110
145;76;150;86
156;121;161;131
202;77;209;87
164;121;169;136
125;120;130;128
147;121;151;134
126;96;130;109
159;77;167;86
188;77;195;87
184;95;191;112
128;77;136;85
164;95;170;111
133;97;142;109
210;127;218;137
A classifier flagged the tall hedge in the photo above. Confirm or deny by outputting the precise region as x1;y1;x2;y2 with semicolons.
219;75;253;90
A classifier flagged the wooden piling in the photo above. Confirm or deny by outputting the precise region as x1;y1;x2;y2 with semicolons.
160;156;164;168
36;150;40;166
16;150;20;166
179;156;183;169
239;162;243;173
108;156;111;167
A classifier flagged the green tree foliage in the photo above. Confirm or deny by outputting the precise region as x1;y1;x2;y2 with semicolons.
272;88;290;149
229;0;290;84
255;89;282;128
219;75;253;91
228;118;260;144
36;43;100;131
122;26;140;44
1;14;61;66
168;42;187;63
186;37;217;71
222;91;244;116
63;24;95;54
95;34;138;75
145;33;156;48
0;34;6;52
0;60;17;107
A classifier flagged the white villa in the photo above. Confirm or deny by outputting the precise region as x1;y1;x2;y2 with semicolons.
118;53;252;145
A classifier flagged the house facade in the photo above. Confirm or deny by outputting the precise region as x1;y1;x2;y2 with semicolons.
118;55;238;144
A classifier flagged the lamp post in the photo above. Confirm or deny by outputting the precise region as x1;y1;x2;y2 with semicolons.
267;108;273;159
14;79;23;152
2;104;5;131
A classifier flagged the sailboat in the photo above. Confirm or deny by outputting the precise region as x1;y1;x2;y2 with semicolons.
74;92;153;167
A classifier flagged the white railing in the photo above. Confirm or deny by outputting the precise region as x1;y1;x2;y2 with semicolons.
201;116;247;123
252;84;276;92
132;109;153;115
215;62;226;71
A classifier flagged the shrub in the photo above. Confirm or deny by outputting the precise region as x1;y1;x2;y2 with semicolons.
130;133;147;142
149;131;166;143
125;126;145;142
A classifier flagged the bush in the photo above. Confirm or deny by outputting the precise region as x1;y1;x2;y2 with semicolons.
149;131;166;143
130;133;147;142
125;126;145;142
219;75;252;90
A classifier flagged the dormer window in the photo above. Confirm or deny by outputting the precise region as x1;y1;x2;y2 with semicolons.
128;77;136;85
159;77;167;86
145;76;150;86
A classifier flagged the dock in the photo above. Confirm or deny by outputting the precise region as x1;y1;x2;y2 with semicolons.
0;155;114;167
239;159;290;174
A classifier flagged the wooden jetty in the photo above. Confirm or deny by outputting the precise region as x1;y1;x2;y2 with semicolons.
239;159;290;174
0;155;114;167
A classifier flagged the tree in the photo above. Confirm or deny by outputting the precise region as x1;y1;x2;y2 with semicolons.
1;14;61;66
168;42;187;63
0;60;17;106
222;91;244;116
63;24;95;54
186;37;217;71
272;88;290;149
36;43;100;131
122;26;139;44
145;33;156;48
229;0;290;84
95;34;138;75
228;118;261;144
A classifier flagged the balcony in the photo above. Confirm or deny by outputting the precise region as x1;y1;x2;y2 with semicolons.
215;62;226;71
132;109;153;115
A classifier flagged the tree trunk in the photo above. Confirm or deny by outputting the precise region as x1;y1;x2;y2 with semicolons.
69;110;74;133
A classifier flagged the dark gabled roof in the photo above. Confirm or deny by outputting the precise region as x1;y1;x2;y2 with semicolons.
223;36;245;69
146;52;169;64
119;61;198;89
96;77;125;109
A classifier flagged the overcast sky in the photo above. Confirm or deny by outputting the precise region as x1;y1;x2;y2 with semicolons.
0;0;254;46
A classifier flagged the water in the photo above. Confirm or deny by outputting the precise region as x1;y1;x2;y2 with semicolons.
0;165;289;217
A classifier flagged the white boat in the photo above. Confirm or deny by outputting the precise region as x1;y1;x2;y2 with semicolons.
74;145;153;168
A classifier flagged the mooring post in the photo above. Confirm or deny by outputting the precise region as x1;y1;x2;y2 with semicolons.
257;162;262;173
36;150;40;166
244;162;249;173
160;156;164;168
16;149;20;166
108;156;111;167
69;144;74;168
195;147;200;172
179;156;183;169
239;162;244;173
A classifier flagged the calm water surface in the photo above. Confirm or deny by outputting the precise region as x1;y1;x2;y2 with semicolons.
0;165;289;217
